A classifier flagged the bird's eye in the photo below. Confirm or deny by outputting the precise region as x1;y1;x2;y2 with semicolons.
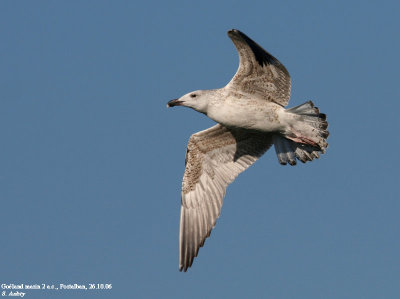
190;94;197;98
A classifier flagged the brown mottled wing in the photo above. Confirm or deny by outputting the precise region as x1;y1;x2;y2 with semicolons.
226;29;291;107
179;124;273;271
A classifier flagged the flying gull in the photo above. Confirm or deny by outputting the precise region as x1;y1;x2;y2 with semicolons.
167;29;329;272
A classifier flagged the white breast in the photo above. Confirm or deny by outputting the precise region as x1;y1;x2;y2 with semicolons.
207;96;287;133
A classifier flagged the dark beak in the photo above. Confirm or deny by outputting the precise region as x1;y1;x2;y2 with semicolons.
167;99;184;108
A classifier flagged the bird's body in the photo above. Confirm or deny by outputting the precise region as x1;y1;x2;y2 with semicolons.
206;89;285;132
168;29;329;272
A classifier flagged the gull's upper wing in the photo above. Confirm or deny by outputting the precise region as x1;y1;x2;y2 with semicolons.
226;29;291;107
179;124;272;271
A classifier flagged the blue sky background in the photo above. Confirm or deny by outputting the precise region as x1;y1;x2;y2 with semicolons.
1;1;399;298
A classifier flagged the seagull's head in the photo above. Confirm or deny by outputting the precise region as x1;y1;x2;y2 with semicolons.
167;90;211;114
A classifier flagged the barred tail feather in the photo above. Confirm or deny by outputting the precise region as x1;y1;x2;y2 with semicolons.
274;101;329;166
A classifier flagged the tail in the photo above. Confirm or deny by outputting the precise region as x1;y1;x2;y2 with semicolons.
273;101;329;165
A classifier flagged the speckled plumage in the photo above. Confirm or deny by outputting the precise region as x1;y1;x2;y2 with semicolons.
168;29;329;272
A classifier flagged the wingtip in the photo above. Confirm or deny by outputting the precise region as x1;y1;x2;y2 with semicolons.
227;28;241;37
179;265;187;272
